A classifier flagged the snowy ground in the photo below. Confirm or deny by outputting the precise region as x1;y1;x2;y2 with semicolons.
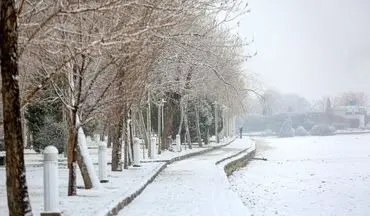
0;138;233;215
229;134;370;216
118;138;253;216
0;162;165;216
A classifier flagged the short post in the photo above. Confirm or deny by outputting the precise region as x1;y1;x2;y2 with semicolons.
98;144;108;183
42;146;61;216
150;136;157;159
133;137;141;167
176;134;181;152
240;127;243;139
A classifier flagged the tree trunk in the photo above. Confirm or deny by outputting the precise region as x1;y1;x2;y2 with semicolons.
67;115;100;194
146;93;152;157
125;109;132;167
21;110;29;148
129;111;134;165
162;99;175;150
184;103;192;149
107;125;112;148
123;111;129;169
215;103;219;143
178;99;184;135
157;104;161;152
100;121;107;142
76;125;100;189
67;123;78;196
135;111;146;159
0;0;33;213
205;126;209;144
139;110;149;150
195;104;202;147
111;116;123;171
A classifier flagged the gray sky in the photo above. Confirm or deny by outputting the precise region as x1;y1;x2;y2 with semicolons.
239;0;370;101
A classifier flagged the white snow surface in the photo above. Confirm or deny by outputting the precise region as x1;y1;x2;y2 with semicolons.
118;137;253;216
0;136;237;215
229;134;370;216
0;161;164;216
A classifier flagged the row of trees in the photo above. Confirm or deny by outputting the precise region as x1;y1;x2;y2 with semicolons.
1;0;252;215
245;89;369;116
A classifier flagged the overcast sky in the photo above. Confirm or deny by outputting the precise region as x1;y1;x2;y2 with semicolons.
238;0;370;101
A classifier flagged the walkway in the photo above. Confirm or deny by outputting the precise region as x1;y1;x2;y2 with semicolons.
118;138;252;216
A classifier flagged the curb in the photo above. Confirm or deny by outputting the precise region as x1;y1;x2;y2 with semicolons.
104;138;237;216
215;148;249;165
168;138;237;164
105;163;167;216
216;140;256;176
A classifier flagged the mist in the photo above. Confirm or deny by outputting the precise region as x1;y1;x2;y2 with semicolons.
239;0;370;101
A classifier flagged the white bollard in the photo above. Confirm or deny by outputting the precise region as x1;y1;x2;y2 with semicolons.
133;137;141;167
176;134;181;152
98;144;108;183
43;146;59;213
150;136;157;159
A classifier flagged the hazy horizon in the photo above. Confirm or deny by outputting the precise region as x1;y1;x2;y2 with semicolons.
238;0;370;101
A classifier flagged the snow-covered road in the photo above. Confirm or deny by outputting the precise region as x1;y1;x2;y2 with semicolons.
117;138;252;216
229;134;370;216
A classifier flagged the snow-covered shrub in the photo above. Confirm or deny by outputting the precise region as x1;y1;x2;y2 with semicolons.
33;120;67;153
309;124;335;136
303;119;315;131
263;129;275;136
279;120;295;137
295;126;309;136
329;125;336;133
84;119;99;139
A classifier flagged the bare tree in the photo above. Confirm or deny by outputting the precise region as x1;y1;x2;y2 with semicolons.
0;0;33;214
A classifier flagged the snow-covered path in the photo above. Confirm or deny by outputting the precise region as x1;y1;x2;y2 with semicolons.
118;138;252;216
229;135;370;216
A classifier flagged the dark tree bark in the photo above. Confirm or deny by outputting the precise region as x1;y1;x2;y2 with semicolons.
100;121;107;142
67;123;78;196
194;104;202;147
162;92;180;150
162;102;173;150
129;110;134;165
111;114;123;171
0;0;33;214
123;108;129;169
107;124;112;148
139;110;149;149
183;103;192;149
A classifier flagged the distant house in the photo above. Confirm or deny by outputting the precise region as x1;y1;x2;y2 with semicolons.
332;105;367;128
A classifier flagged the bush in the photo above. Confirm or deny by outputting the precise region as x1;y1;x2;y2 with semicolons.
310;124;335;136
279;120;295;137
83;119;99;138
295;126;309;136
33;120;67;154
303;119;315;131
263;129;275;136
